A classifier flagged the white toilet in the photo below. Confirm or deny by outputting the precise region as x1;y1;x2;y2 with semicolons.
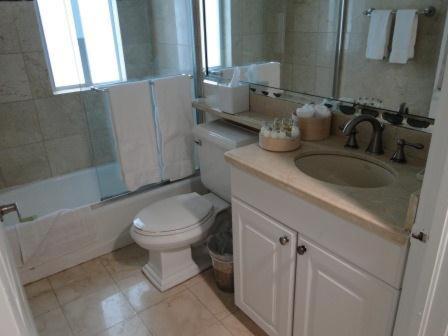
131;120;257;291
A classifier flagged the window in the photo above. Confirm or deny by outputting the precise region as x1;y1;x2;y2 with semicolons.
36;0;126;91
201;0;223;69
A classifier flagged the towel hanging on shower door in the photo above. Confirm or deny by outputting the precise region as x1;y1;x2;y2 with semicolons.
151;75;195;182
108;80;162;191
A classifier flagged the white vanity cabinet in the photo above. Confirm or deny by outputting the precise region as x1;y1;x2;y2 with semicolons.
293;237;399;336
233;198;297;336
230;167;407;336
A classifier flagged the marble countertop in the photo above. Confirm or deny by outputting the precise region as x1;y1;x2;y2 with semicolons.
225;137;424;245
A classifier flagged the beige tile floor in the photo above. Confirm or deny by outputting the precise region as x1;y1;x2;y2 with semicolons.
25;244;267;336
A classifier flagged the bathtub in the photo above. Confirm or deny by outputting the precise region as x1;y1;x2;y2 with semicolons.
1;164;204;284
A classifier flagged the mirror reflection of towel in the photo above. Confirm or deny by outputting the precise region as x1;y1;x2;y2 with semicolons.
366;10;393;60
390;10;418;64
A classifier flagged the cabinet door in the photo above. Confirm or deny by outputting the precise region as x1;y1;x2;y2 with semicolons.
232;198;297;336
294;237;399;336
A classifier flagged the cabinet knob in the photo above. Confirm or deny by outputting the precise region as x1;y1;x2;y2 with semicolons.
297;245;307;255
279;236;290;245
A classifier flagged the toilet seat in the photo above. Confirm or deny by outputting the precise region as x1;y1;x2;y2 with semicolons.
133;193;214;237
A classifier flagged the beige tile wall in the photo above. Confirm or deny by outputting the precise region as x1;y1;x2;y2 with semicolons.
230;0;286;67
0;1;117;189
227;0;339;97
282;0;339;96
148;0;195;76
118;0;155;80
340;0;448;116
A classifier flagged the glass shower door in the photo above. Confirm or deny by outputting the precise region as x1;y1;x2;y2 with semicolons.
82;90;128;200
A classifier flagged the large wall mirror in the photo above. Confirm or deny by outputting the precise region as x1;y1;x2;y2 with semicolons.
201;0;448;122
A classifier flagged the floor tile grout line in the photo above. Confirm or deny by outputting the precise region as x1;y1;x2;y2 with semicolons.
45;275;65;309
218;319;238;336
92;250;180;336
183;276;257;336
97;254;142;317
89;315;152;336
26;278;61;320
31;277;78;336
33;271;236;336
186;286;222;325
186;271;238;321
43;255;128;336
33;246;240;336
28;247;140;335
46;259;115;307
92;253;146;335
135;280;190;315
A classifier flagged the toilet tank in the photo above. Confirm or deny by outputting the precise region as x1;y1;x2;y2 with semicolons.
193;120;257;202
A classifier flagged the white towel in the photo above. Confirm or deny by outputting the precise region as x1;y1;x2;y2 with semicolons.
108;81;162;191
16;208;96;266
248;62;281;88
390;10;418;64
152;75;195;181
295;104;315;118
366;10;393;60
248;62;282;97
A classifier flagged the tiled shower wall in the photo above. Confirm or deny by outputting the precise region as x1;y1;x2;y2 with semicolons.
0;0;194;190
0;1;96;189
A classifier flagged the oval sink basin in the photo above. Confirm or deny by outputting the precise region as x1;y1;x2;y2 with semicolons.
295;152;396;188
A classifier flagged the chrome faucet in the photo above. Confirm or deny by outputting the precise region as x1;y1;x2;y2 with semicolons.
342;115;384;155
0;203;20;222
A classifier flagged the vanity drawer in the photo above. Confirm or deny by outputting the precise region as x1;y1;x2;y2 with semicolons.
230;167;408;289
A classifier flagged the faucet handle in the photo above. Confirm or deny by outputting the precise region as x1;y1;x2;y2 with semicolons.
339;124;359;149
391;139;424;163
0;203;20;222
403;139;424;150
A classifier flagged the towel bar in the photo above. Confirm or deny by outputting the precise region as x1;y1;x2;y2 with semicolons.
363;6;436;17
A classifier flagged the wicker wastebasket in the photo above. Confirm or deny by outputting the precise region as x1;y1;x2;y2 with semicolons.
207;232;234;293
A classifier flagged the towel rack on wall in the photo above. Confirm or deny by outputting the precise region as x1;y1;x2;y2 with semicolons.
363;6;436;17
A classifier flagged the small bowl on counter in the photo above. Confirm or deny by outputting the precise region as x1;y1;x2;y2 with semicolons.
259;118;301;152
298;115;331;141
294;104;332;141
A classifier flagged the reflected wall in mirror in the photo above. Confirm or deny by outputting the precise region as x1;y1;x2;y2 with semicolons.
202;0;448;119
202;0;341;97
340;1;448;117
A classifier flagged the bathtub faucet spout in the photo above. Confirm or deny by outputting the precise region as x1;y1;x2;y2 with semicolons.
0;203;20;222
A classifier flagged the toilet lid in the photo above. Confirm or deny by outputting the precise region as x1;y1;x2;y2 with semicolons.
133;193;213;235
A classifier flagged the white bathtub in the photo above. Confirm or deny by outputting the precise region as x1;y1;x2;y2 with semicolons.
1;165;204;284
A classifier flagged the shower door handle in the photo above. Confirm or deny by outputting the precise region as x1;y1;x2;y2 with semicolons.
0;203;20;222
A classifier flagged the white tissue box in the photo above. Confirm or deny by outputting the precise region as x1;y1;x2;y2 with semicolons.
217;84;249;114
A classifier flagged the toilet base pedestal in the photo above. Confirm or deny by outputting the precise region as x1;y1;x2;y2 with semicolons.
142;244;211;292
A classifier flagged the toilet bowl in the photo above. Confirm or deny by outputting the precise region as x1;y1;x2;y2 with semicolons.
131;120;257;291
131;192;228;291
